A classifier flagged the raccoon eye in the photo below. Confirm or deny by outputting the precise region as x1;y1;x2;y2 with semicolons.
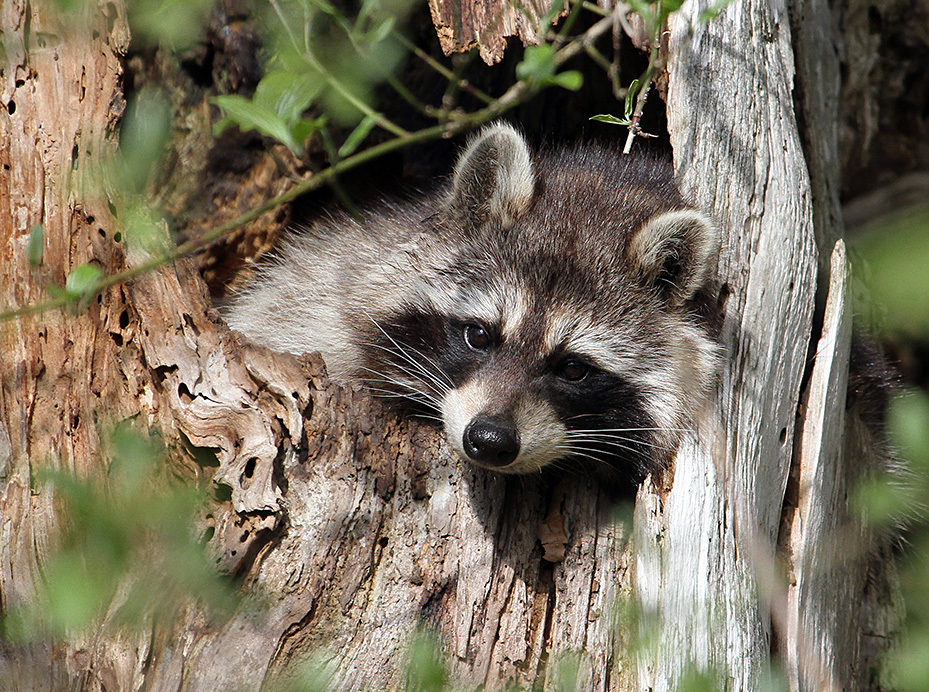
557;358;589;382
463;324;491;351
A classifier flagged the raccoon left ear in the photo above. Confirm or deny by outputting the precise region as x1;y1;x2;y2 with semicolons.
628;208;720;306
448;122;536;228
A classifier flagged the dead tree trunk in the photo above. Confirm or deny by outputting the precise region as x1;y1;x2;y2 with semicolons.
0;0;900;690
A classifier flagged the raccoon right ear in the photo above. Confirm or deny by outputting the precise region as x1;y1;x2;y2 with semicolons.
628;208;720;307
448;123;536;228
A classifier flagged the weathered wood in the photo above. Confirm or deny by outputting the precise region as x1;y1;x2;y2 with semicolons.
428;0;563;64
634;0;819;688
784;241;855;692
0;1;139;687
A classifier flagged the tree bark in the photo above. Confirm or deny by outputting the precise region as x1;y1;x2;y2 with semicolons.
0;1;901;691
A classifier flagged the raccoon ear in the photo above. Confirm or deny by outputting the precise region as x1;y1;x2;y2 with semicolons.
448;122;536;228
628;208;720;307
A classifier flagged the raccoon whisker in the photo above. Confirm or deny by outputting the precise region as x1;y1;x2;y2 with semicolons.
360;340;451;394
565;434;672;453
357;368;441;409
363;386;434;405
357;361;443;399
552;447;618;471
363;387;437;411
411;413;445;424
567;443;649;461
566;425;694;434
361;341;453;399
357;372;438;400
568;438;671;457
361;317;454;392
389;340;455;390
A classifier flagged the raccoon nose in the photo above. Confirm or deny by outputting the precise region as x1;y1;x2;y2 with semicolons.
463;416;520;467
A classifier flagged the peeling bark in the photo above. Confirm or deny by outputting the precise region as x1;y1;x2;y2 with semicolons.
428;0;563;64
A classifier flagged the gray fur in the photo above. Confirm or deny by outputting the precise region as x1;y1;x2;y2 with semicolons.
224;123;722;479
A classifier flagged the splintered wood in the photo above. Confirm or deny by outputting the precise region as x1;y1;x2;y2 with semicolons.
428;0;566;64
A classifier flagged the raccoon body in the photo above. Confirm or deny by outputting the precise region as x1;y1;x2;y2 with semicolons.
225;124;721;481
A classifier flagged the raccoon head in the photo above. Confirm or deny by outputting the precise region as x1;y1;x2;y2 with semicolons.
360;124;721;481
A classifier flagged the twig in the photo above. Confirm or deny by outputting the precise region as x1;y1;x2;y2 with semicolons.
622;24;664;154
394;33;494;105
1;7;622;323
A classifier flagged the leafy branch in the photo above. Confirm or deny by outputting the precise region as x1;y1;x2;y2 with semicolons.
1;0;625;322
590;0;733;153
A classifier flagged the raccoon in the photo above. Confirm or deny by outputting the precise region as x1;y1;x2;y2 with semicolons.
225;123;721;482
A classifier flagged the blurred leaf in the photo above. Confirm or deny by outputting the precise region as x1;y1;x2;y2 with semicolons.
853;472;913;528
367;16;396;44
852;209;929;339
338;113;379;157
889;389;929;470
6;423;236;640
119;88;172;194
48;0;85;11
517;44;557;84
293;116;327;143
888;629;929;692
27;224;44;267
406;629;448;692
128;0;213;49
283;653;337;692
64;263;103;300
516;45;583;91
699;0;736;21
213;95;302;153
550;652;584;692
550;70;583;91
254;70;324;122
661;0;687;12
675;666;718;692
758;663;790;692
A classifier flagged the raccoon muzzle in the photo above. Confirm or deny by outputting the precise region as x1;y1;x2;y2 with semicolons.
462;414;520;467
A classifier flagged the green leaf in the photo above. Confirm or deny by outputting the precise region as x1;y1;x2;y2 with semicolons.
550;71;583;91
517;46;582;92
367;16;396;44
128;0;213;50
119;87;172;194
254;70;324;122
338;113;379;157
65;263;103;299
305;0;340;18
212;94;300;153
698;0;736;21
27;224;44;267
516;44;557;84
46;285;70;301
291;116;327;147
590;114;632;126
624;77;642;118
660;0;687;13
626;0;653;16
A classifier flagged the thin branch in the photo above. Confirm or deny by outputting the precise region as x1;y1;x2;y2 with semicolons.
623;20;663;154
394;33;495;105
0;8;622;323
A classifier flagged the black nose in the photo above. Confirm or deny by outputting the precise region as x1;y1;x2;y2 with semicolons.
462;416;520;467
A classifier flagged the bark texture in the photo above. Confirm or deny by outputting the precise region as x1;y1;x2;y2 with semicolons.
427;0;561;64
0;0;905;691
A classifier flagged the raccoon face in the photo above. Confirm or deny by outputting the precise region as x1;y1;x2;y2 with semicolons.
358;124;721;481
